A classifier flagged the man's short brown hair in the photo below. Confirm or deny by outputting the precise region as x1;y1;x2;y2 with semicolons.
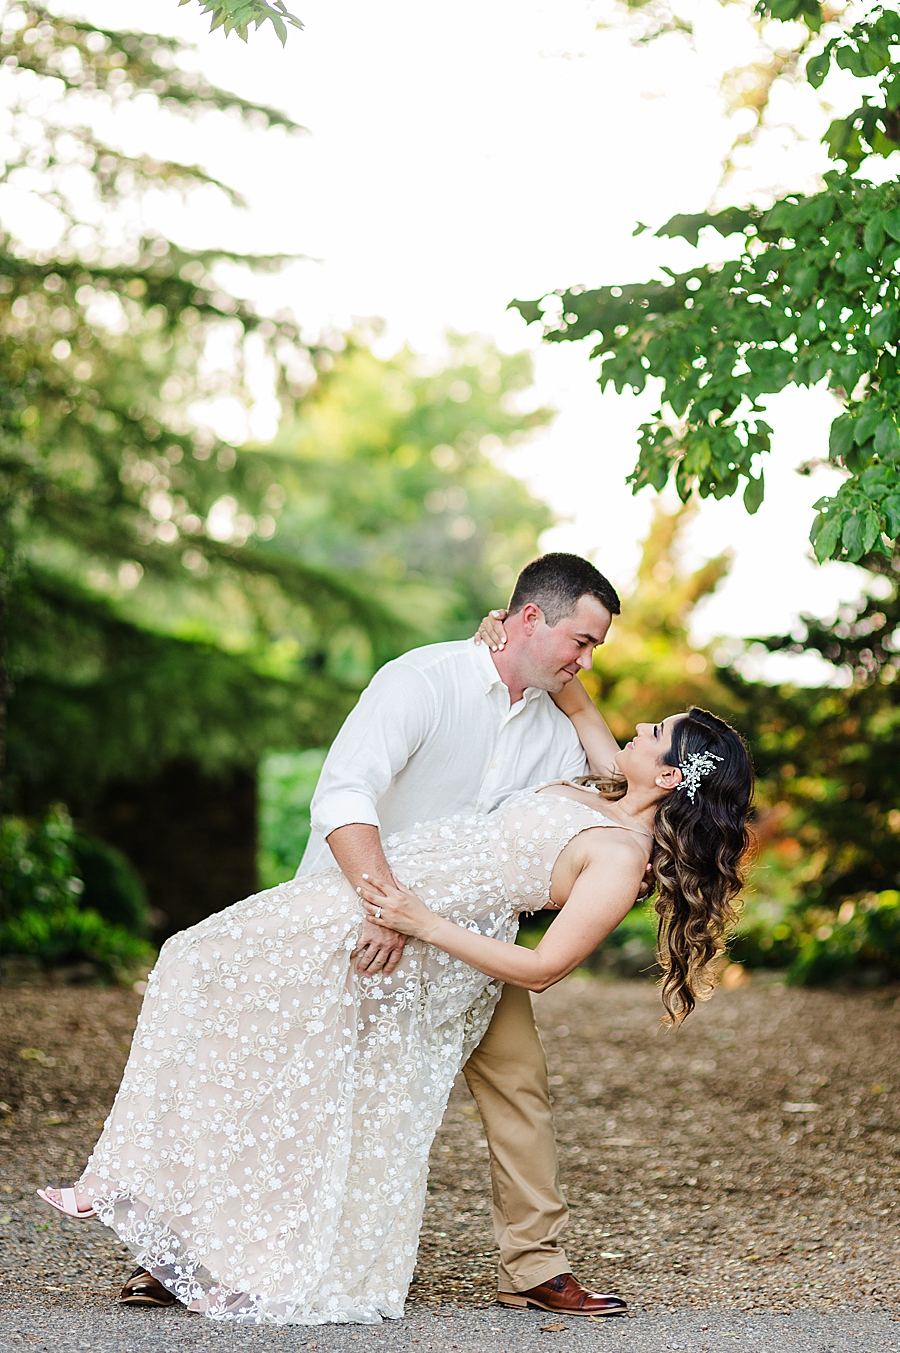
508;553;621;626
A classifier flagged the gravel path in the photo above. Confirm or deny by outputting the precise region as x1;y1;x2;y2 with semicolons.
1;972;898;1343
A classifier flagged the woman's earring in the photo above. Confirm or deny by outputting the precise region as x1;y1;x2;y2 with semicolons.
655;777;664;786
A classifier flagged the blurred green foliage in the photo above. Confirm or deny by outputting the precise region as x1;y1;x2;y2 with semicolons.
727;551;900;985
258;749;326;889
265;331;552;638
0;807;154;981
559;506;900;988
0;5;553;974
789;890;900;986
0;4;402;817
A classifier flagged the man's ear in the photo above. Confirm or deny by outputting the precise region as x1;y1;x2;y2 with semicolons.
519;602;544;636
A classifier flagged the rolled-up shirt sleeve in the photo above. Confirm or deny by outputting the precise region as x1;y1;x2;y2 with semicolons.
310;661;437;841
560;738;590;781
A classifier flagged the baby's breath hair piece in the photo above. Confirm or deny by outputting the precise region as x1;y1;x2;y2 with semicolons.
676;750;723;802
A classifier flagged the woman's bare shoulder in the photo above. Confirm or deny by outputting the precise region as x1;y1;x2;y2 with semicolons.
580;821;652;868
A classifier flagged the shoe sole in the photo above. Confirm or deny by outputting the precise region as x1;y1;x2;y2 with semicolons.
497;1294;627;1317
120;1295;176;1308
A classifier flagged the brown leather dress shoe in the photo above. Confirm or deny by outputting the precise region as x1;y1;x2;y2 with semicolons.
119;1267;176;1308
498;1272;627;1317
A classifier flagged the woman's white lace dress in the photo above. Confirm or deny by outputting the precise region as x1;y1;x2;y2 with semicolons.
81;786;621;1325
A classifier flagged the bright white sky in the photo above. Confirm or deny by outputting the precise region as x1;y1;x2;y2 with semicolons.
27;0;883;677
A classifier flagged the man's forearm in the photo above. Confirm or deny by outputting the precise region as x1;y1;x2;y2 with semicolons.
327;823;406;973
325;823;392;892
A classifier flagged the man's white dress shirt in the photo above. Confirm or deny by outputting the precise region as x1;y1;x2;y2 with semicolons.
297;638;588;876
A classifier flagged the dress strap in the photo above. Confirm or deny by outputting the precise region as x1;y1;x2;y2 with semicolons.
536;781;653;838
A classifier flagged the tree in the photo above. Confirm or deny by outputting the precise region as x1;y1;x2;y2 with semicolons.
711;560;900;983
0;3;413;826
0;2;417;945
252;330;555;886
739;558;900;913
511;0;900;566
266;330;553;639
0;5;558;947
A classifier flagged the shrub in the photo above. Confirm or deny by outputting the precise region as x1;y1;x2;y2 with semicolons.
0;807;155;982
71;833;152;936
787;891;900;988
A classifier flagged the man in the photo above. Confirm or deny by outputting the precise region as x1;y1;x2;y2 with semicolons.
298;552;627;1319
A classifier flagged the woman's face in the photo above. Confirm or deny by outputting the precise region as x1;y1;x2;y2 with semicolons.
615;715;687;790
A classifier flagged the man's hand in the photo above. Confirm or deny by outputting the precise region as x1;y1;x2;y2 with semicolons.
351;917;407;976
636;861;655;902
325;823;409;975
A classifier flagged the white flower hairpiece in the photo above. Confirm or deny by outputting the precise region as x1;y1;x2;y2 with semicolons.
677;750;723;802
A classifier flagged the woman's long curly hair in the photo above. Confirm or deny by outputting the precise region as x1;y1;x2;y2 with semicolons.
582;707;754;1025
653;708;754;1023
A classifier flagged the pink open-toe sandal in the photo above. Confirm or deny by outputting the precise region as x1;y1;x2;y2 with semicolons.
36;1187;96;1220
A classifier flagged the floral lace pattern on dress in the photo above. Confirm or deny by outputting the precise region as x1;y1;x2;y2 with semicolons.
80;787;619;1325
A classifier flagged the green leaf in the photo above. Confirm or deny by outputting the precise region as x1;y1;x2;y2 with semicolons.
863;510;881;553
743;469;765;515
884;209;900;243
841;513;866;560
766;0;810;20
791;264;820;302
864;214;886;256
191;0;304;42
841;510;880;561
657;208;757;246
870;309;899;346
886;73;900;112
508;298;546;327
826;118;864;171
806;49;831;89
845;441;873;476
854;403;883;447
843;250;871;284
874;418;900;457
829;415;855;463
812;512;842;562
883;493;900;538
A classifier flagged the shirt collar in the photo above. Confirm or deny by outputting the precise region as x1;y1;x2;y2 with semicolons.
467;637;545;704
469;636;505;693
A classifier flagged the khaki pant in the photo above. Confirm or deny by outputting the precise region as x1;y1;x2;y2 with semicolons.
462;983;569;1292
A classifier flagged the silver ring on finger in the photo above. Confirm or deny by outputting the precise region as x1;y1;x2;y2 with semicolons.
374;906;382;920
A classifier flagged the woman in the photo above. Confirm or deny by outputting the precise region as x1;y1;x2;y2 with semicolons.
38;678;753;1325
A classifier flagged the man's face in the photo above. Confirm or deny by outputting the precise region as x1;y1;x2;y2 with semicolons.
522;595;613;692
